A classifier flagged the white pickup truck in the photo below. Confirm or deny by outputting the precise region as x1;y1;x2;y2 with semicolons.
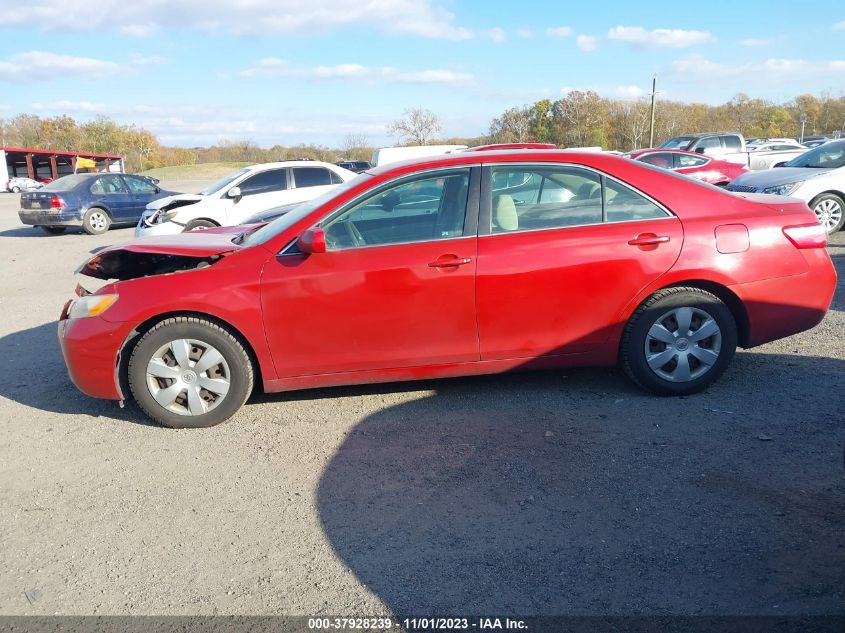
658;133;808;170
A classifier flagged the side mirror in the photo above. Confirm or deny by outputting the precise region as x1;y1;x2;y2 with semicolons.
296;228;327;254
154;186;161;193
694;147;705;154
773;161;787;168
226;186;242;199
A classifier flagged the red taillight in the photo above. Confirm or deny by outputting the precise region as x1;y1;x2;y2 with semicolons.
50;195;66;209
782;223;827;249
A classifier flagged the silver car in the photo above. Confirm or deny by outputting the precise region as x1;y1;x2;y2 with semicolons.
6;177;43;193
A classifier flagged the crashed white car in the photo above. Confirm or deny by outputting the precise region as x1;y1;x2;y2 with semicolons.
136;161;357;237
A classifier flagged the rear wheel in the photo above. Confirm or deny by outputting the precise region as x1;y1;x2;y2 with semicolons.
621;287;737;395
11;186;21;193
82;208;111;235
810;194;844;233
128;317;254;428
40;225;66;234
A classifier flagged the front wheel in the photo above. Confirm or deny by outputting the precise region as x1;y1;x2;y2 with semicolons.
810;194;844;234
621;287;737;396
127;317;254;428
82;208;111;235
184;219;217;231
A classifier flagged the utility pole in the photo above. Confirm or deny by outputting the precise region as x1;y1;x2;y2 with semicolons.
648;74;657;148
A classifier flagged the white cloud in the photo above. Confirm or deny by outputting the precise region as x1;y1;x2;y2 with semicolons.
516;27;533;39
740;38;769;46
32;100;107;112
546;26;573;38
241;59;473;85
576;34;598;51
834;21;845;30
129;53;166;65
668;54;845;83
608;25;713;48
0;0;473;40
488;27;506;43
0;51;120;83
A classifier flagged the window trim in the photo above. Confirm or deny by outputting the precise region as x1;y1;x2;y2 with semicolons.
478;162;674;237
282;165;481;255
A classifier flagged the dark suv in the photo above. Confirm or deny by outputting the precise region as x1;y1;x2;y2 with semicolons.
335;160;372;173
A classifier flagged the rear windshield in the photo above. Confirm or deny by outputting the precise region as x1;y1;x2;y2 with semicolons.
40;175;89;191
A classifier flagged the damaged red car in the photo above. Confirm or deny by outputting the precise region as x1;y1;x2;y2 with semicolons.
59;150;836;428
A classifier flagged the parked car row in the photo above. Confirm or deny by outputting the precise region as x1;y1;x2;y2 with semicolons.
657;133;810;170
5;177;44;193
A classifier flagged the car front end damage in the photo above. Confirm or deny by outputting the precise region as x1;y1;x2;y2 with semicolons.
59;233;243;401
136;195;205;237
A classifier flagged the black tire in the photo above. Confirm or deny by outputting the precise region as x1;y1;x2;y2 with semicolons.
621;287;737;396
128;317;254;428
184;219;217;231
82;207;111;235
40;225;67;234
809;193;845;234
11;186;20;193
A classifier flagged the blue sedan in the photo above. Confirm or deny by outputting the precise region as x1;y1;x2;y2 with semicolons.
18;173;177;235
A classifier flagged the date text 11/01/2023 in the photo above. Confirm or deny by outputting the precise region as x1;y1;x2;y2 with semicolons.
307;617;528;630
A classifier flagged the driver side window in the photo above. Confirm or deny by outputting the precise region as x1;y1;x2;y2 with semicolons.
321;169;471;250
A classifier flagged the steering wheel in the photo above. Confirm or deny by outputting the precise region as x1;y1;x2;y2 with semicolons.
344;220;367;247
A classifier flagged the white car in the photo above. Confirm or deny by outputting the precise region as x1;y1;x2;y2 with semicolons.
136;161;356;237
6;177;43;193
726;139;845;233
746;141;807;153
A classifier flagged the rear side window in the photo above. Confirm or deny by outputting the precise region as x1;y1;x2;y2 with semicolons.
238;169;288;196
720;135;742;151
90;175;127;194
293;167;333;188
330;171;344;184
637;153;674;168
490;166;602;233
675;154;708;168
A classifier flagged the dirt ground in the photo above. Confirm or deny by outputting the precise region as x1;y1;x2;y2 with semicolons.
0;182;842;618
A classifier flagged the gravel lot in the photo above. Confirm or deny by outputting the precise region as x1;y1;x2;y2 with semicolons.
0;181;843;618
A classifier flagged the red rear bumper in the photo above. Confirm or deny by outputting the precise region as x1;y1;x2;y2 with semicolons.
58;315;137;400
732;248;837;347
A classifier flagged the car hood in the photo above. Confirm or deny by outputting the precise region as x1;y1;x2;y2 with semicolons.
77;230;243;280
146;193;205;211
731;167;829;188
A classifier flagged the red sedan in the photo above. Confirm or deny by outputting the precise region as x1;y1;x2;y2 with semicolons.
627;149;748;186
59;150;836;428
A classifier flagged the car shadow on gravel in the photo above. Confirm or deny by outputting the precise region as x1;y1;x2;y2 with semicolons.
0;321;159;427
314;352;845;616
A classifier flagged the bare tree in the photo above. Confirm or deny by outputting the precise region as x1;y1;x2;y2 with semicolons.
489;106;532;142
388;108;442;145
341;133;370;154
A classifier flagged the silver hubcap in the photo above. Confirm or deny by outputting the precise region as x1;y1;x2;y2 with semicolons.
644;306;722;383
145;338;230;416
89;212;108;231
814;199;842;232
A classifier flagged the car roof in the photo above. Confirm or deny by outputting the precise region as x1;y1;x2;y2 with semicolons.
243;160;341;171
628;148;710;158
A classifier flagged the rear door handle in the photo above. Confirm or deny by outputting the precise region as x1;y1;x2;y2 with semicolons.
428;256;473;268
628;234;670;246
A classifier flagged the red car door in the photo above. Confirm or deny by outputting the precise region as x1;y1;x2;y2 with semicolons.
260;167;481;377
476;164;683;360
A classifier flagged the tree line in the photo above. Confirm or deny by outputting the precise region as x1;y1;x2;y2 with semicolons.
1;92;842;174
488;92;845;150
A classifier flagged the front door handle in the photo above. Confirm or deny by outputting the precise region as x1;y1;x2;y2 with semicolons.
628;234;670;246
428;256;473;268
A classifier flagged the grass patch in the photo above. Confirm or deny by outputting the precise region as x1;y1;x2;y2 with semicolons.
140;162;252;181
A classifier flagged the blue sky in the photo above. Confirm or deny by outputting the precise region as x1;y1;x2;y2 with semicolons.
0;0;843;148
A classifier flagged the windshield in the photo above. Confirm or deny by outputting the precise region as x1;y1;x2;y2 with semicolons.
659;136;695;150
199;168;251;196
242;173;371;246
40;174;90;191
784;140;845;169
